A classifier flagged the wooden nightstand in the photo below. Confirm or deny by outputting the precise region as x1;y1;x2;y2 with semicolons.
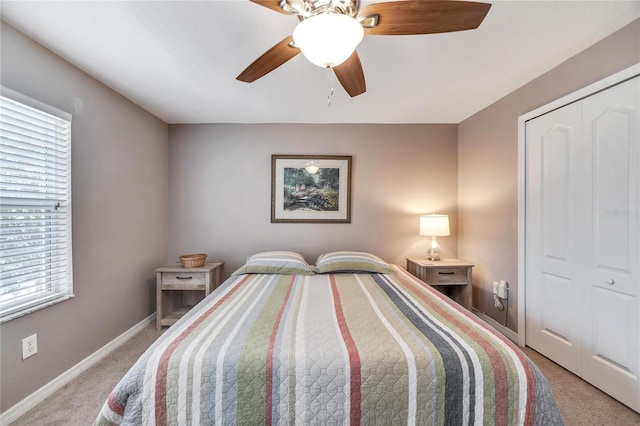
406;258;474;309
156;262;224;330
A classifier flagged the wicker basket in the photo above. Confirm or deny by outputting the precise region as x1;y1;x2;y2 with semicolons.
179;253;207;268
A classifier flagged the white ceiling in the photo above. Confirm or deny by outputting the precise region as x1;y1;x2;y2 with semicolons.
1;1;638;124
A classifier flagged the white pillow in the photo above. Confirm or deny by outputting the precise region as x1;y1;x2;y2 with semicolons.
232;251;315;276
314;251;395;274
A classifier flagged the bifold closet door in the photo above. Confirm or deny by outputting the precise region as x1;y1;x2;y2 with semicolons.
526;75;639;412
525;101;584;375
580;76;639;412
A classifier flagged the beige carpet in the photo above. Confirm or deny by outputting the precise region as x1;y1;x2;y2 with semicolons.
522;347;640;425
10;324;640;425
10;325;161;426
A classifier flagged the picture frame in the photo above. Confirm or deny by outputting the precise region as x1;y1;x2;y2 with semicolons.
271;155;352;223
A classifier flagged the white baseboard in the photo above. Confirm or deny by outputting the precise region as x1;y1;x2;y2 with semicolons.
472;308;520;344
0;313;156;425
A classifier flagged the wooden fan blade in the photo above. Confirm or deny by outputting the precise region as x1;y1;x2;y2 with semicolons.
358;0;491;35
249;0;290;14
333;51;366;97
237;36;300;83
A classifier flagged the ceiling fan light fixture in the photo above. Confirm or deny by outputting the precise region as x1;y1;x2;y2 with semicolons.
293;13;364;68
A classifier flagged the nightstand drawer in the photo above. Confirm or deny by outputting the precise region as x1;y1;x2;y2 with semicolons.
426;268;468;285
161;272;207;286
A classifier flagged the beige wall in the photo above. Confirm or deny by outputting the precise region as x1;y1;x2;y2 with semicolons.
458;19;640;331
0;22;168;411
2;10;637;416
168;124;458;274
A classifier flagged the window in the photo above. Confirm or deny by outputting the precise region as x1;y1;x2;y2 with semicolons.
0;88;73;323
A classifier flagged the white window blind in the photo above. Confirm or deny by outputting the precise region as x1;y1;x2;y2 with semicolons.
0;90;73;323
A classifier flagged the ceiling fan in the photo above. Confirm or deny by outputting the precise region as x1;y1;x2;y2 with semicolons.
237;0;492;97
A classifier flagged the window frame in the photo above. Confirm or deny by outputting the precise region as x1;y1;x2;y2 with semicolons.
0;87;73;323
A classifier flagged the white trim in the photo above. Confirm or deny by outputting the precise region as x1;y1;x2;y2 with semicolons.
0;295;75;325
472;308;519;344
0;85;72;122
0;314;156;425
0;88;74;324
516;63;640;346
517;106;527;346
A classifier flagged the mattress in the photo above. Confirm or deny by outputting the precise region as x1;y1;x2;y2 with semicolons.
96;266;562;425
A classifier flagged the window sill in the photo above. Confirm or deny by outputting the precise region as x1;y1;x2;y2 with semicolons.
0;294;75;324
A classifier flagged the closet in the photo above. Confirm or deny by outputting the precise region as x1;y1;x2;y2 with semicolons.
524;73;639;412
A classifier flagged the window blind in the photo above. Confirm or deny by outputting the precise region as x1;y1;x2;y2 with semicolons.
0;92;73;323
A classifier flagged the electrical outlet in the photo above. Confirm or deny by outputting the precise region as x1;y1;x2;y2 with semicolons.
22;334;38;360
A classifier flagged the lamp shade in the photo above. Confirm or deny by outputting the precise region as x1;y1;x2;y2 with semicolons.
293;13;364;68
419;214;450;237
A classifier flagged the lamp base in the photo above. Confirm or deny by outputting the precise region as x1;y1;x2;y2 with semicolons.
427;236;441;261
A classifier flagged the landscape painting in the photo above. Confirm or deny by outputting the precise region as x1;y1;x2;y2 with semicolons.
271;155;352;223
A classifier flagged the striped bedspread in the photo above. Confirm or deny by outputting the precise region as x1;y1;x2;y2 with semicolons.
96;266;562;425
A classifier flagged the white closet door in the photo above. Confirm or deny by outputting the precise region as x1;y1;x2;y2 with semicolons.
580;76;639;412
525;101;583;375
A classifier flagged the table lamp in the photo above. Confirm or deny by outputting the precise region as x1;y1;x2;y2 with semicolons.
419;214;450;261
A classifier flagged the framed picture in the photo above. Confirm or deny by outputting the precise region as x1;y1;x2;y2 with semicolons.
271;155;352;223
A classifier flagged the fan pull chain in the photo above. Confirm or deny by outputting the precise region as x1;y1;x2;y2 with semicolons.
326;66;334;107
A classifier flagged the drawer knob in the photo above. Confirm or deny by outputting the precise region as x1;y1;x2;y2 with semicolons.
438;271;455;275
605;278;615;285
176;276;193;280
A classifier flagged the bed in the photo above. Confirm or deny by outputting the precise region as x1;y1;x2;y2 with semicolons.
96;251;562;425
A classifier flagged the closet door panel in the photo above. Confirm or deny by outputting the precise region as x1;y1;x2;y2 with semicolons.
538;273;574;344
590;86;637;284
525;101;583;374
586;285;639;410
590;286;637;372
581;76;639;412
